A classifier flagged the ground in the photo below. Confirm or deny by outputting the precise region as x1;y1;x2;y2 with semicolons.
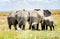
0;11;60;39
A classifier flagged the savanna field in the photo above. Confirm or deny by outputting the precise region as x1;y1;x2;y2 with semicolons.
0;10;60;39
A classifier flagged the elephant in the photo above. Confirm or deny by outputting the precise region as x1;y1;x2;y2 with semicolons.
41;17;54;30
28;9;44;30
41;10;54;30
28;11;39;30
15;9;29;30
7;11;18;30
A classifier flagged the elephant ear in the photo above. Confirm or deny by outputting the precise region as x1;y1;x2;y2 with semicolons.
44;10;51;17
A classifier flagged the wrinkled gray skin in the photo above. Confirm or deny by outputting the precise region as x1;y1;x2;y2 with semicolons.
28;10;44;30
41;10;54;30
16;10;29;30
7;11;18;30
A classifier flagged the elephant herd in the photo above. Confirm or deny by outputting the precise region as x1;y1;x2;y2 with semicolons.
7;9;55;31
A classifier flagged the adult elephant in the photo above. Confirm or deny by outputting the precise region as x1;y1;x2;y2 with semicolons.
28;9;44;30
15;9;29;30
7;11;18;30
41;10;54;30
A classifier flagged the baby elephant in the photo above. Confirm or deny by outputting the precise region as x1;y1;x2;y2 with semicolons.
41;17;54;31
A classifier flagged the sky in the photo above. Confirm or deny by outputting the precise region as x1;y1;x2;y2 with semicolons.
0;0;60;11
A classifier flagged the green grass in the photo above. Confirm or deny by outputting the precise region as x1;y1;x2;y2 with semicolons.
0;15;60;39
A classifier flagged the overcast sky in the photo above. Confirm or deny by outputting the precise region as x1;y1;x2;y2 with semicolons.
0;0;60;11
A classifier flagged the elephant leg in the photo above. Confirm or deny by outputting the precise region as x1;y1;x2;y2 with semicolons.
52;23;54;30
14;24;17;30
19;24;22;29
46;25;48;30
53;26;54;30
41;23;45;30
36;23;39;30
32;25;35;30
41;26;43;30
9;24;11;29
22;25;25;30
31;23;35;30
52;25;54;30
19;21;23;29
50;26;52;31
42;26;45;30
29;24;32;29
41;24;43;30
41;20;45;30
43;26;45;30
31;22;37;30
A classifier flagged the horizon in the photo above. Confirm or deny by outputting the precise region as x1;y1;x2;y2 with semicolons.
0;9;60;12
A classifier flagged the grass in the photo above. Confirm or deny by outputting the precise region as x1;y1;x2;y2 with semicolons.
0;12;9;16
0;30;60;39
0;12;60;39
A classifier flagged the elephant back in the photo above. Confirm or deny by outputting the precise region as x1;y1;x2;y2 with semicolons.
29;10;39;23
8;10;17;18
34;10;44;23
